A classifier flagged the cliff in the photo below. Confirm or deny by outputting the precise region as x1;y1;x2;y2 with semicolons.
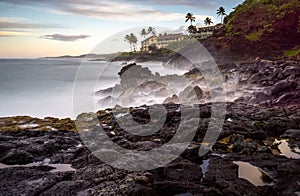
206;0;300;61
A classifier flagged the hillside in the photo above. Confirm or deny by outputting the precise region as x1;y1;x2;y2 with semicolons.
203;0;300;61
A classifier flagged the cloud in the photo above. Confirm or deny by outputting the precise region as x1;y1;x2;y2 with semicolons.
0;31;28;37
0;0;219;9
130;0;218;8
52;3;184;21
0;17;65;30
40;34;90;41
131;0;243;8
162;26;188;35
0;0;185;22
0;18;66;38
0;0;239;22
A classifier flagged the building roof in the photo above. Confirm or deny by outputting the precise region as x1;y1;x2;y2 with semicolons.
141;35;156;43
157;33;183;40
141;33;183;43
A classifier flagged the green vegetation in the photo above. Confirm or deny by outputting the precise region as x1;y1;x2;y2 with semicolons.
284;47;300;57
161;48;172;55
217;7;227;24
204;17;213;26
120;52;131;57
185;13;197;35
166;37;195;52
185;13;196;25
124;33;138;52
225;0;300;38
140;28;147;38
140;27;156;38
184;9;226;36
245;30;263;42
147;27;156;36
187;25;197;34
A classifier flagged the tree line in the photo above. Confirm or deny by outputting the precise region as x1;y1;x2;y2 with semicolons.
185;6;227;34
124;27;156;52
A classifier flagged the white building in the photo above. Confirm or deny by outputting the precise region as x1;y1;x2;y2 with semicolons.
141;33;185;52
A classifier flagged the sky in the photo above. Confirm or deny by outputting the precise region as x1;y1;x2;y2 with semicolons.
0;0;244;58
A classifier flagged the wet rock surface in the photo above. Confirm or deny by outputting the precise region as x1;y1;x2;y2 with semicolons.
236;59;300;106
1;59;300;195
1;101;300;195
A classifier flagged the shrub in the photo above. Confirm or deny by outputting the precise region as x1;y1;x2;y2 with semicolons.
284;48;300;57
245;30;263;42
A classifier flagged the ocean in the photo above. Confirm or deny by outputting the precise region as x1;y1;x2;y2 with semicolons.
0;58;186;119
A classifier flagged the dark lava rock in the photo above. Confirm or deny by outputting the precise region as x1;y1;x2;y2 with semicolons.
1;149;35;164
1;99;300;195
283;66;300;76
40;180;92;195
118;63;154;87
163;94;180;104
179;86;204;103
281;129;300;139
270;80;297;96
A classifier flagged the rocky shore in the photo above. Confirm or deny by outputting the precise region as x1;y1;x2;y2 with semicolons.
1;59;300;195
111;53;171;63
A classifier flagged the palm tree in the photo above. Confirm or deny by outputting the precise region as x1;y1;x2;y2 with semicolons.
129;33;138;52
187;25;197;35
124;34;132;52
185;13;196;26
204;17;213;39
140;28;147;38
151;28;156;36
217;7;227;24
147;27;156;36
204;17;213;26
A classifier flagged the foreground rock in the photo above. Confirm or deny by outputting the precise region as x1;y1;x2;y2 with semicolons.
1;101;300;195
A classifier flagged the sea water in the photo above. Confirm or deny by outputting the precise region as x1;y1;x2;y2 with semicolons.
0;58;185;119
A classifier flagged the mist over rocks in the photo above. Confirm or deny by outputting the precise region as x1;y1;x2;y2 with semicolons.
96;63;193;108
96;57;300;109
96;61;246;108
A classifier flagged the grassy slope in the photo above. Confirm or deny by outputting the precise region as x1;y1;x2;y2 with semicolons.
208;0;300;60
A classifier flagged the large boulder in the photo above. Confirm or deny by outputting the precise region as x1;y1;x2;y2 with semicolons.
270;80;297;95
248;91;270;104
98;96;118;108
118;63;154;87
0;149;35;164
250;73;266;84
179;86;204;103
283;66;300;77
163;94;180;104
